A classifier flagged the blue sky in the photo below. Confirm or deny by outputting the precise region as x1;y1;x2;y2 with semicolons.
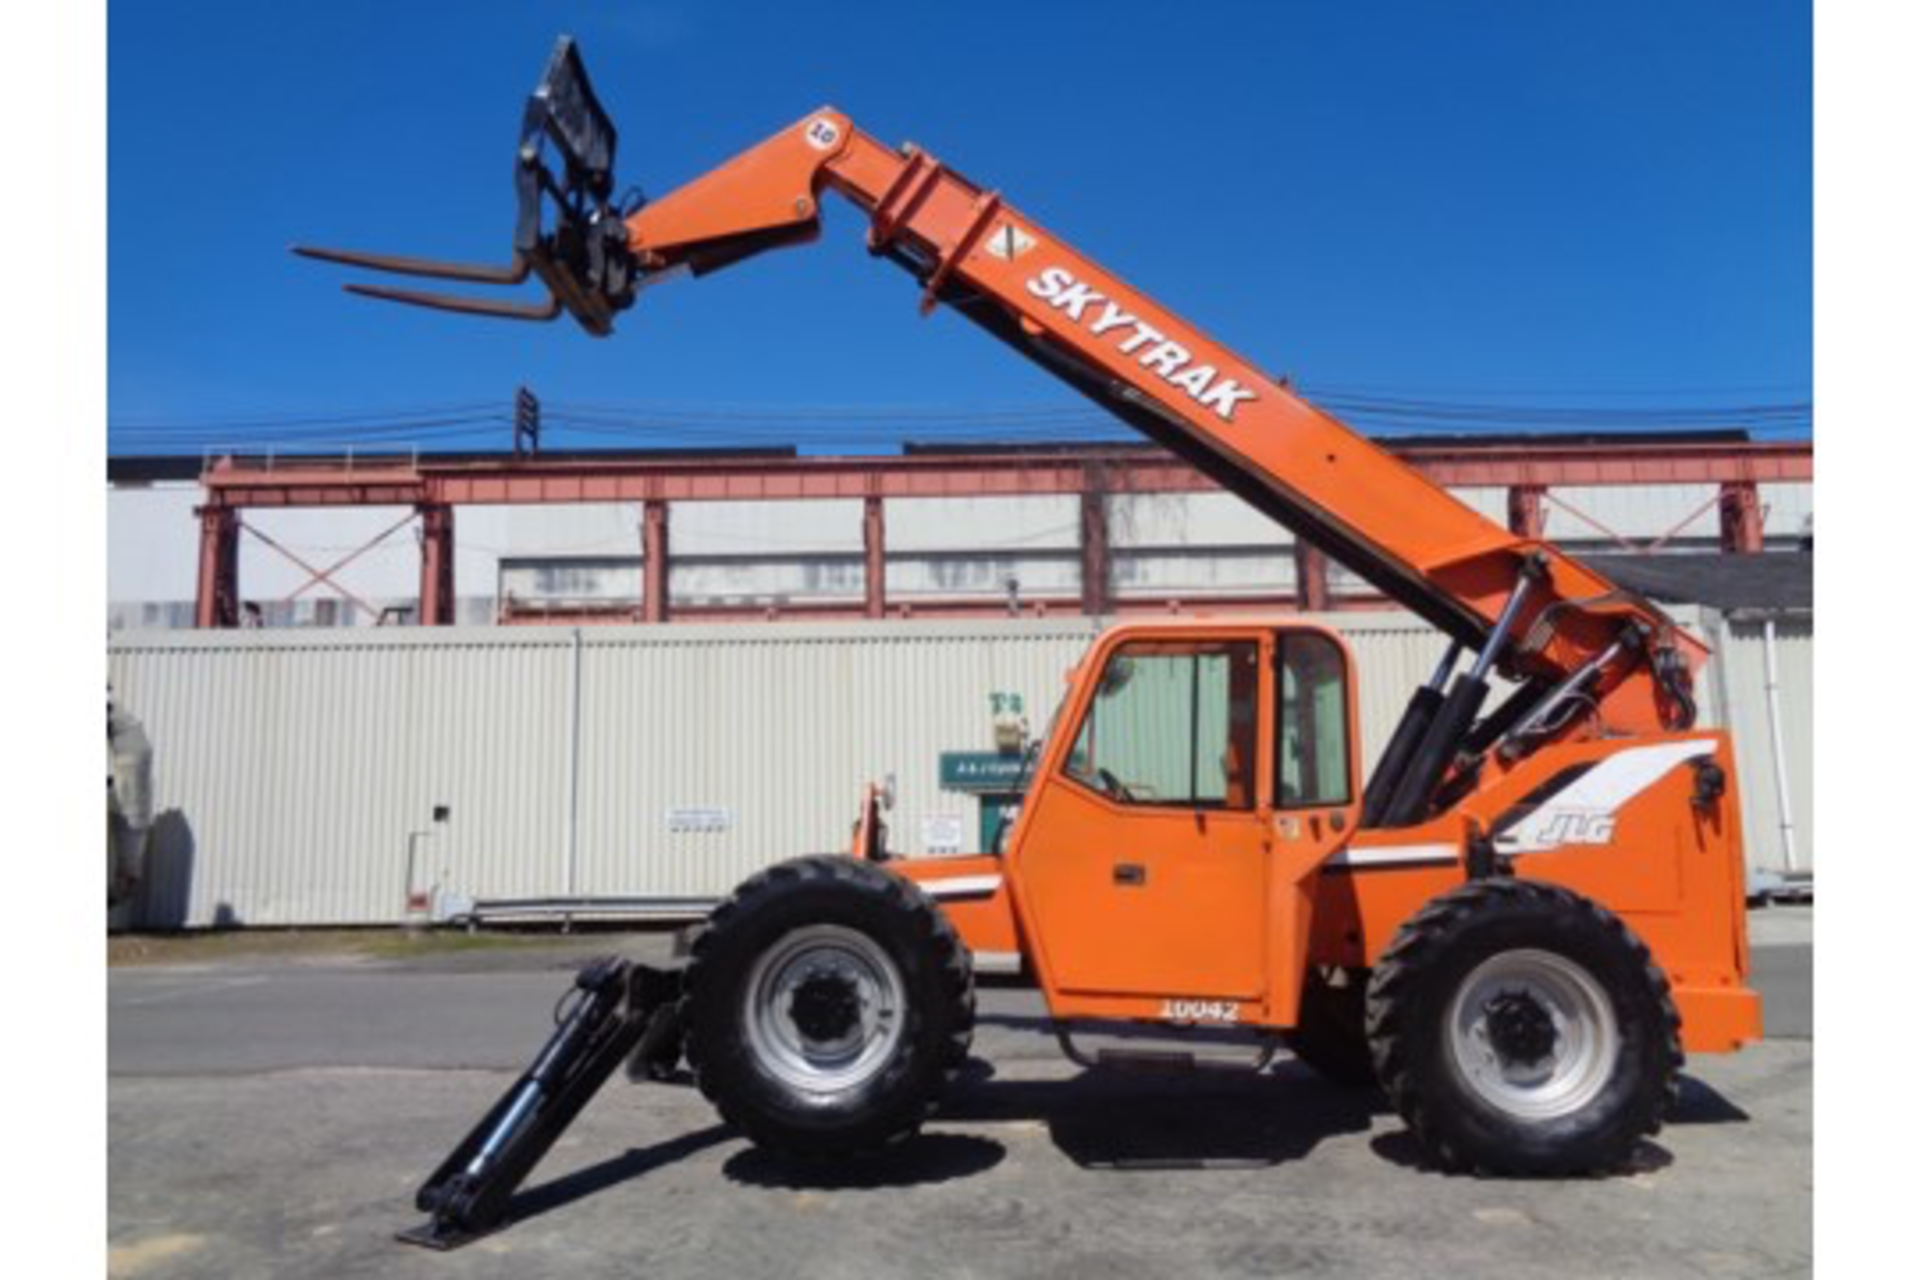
107;0;1810;453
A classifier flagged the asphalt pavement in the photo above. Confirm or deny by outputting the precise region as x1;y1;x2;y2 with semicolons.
108;906;1813;1279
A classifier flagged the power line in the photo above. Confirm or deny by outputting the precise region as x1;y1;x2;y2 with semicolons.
108;390;1812;456
1302;380;1810;400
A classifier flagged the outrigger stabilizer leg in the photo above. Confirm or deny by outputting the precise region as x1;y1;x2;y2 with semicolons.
396;956;687;1250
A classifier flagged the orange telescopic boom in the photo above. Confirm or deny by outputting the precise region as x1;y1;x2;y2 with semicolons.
299;42;1704;798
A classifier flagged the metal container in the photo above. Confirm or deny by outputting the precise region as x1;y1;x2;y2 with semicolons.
107;604;1802;926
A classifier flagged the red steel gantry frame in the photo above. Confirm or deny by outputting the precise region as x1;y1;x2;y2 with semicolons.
192;438;1810;628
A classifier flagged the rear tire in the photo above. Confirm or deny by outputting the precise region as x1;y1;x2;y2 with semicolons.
684;856;975;1158
1366;879;1681;1175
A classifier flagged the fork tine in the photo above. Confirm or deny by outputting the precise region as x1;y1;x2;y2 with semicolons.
293;245;531;286
343;282;561;322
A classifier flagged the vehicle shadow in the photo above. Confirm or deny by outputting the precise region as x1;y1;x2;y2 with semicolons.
1670;1074;1752;1124
1367;1129;1676;1177
945;1058;1382;1171
724;1133;1007;1189
503;1124;735;1228
502;1055;1725;1215
712;1059;1379;1191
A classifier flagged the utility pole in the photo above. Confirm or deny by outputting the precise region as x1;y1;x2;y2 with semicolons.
514;385;541;458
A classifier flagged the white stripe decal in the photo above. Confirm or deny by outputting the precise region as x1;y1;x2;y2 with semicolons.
971;950;1023;974
1328;843;1457;869
918;874;1004;899
1495;739;1716;855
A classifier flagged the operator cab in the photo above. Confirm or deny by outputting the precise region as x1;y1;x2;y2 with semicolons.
1006;620;1363;1028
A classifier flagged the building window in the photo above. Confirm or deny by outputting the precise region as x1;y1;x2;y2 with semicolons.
498;557;642;611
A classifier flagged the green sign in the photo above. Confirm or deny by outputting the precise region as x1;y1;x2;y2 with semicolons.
939;751;1029;793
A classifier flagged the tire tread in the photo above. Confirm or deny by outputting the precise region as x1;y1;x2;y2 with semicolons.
1365;878;1682;1175
683;855;975;1158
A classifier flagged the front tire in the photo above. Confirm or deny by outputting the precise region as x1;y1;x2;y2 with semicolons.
684;856;975;1158
1366;879;1681;1175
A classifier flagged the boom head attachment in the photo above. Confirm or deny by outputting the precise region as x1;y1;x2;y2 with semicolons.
294;37;641;336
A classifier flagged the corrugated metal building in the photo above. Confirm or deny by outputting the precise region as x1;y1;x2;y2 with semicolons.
106;440;1813;629
107;606;1810;928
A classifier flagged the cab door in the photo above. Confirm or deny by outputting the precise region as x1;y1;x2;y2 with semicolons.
1014;633;1272;1002
1011;626;1362;1025
1265;628;1364;1026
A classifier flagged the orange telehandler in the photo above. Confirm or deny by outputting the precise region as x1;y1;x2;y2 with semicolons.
300;39;1762;1248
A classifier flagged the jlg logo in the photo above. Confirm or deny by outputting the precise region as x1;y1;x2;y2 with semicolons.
1534;812;1618;847
1025;267;1259;423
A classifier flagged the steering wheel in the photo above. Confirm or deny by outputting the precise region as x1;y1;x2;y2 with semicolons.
1095;767;1137;803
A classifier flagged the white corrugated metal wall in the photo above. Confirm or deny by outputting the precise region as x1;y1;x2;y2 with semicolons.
115;632;575;927
1706;613;1814;874
107;605;1805;927
569;622;1103;901
111;621;1103;925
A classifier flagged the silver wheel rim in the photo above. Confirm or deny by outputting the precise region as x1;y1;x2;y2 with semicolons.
1446;948;1620;1121
743;924;906;1096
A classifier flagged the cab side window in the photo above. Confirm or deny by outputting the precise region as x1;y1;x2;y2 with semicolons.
1277;633;1352;808
1065;641;1258;810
